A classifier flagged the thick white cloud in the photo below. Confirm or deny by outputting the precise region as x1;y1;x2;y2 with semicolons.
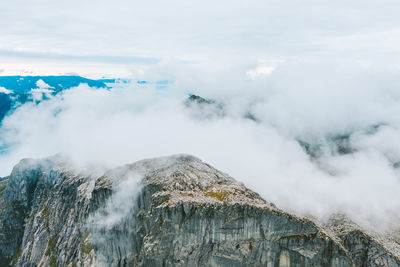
1;60;400;231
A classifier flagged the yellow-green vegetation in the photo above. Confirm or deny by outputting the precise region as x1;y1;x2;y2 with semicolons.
81;242;93;255
82;231;90;240
10;249;22;264
205;191;230;201
45;234;58;267
160;196;170;205
278;232;317;241
0;179;8;206
49;255;57;267
80;232;93;255
45;234;58;256
43;207;50;220
43;207;50;229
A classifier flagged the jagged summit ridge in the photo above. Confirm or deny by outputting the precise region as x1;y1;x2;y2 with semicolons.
104;154;273;209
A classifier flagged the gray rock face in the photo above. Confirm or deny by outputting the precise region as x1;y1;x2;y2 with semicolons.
0;154;398;266
324;214;400;267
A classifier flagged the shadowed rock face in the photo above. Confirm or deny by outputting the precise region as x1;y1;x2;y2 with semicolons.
0;154;398;266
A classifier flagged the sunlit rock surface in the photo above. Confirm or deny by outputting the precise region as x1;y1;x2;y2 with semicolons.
0;154;398;266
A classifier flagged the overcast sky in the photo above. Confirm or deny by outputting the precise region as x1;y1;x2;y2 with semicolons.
1;0;400;77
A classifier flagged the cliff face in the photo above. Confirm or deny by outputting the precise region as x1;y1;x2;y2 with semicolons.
0;155;398;266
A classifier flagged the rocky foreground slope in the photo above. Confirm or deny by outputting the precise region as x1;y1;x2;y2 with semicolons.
0;154;399;266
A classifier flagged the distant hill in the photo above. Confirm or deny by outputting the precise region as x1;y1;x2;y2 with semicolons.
0;76;116;123
0;76;113;92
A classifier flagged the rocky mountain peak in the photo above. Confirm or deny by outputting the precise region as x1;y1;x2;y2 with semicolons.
104;154;272;209
0;154;398;266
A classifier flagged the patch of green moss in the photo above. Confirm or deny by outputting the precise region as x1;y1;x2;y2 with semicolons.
81;242;93;255
0;179;8;206
82;231;90;240
43;207;50;220
278;232;317;241
11;249;22;264
45;234;58;256
49;255;57;267
42;207;51;229
45;234;59;267
80;232;93;255
205;191;230;201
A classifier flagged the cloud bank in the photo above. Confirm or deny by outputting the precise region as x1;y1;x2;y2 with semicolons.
0;60;400;231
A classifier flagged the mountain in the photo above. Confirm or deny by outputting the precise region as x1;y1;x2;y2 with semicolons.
0;76;113;123
0;76;113;92
0;154;398;266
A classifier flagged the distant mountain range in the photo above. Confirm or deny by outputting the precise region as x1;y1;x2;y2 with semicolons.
0;76;115;92
0;76;116;123
0;76;174;155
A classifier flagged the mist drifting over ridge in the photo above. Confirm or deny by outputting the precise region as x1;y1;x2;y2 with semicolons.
0;60;399;231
